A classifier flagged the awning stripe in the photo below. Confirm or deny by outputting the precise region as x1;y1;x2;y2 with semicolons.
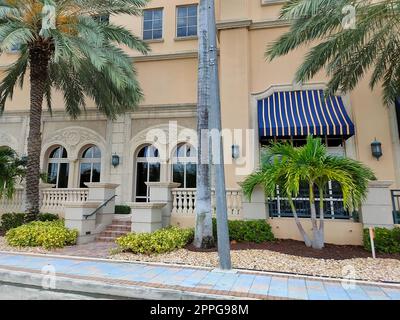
258;89;355;138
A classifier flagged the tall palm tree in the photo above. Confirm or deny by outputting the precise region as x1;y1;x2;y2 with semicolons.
267;0;400;105
0;0;149;221
242;136;375;249
194;0;214;249
0;146;26;199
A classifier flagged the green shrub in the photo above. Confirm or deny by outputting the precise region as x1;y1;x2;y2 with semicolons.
6;220;78;249
37;213;59;222
212;219;275;243
0;213;26;232
115;205;131;215
363;227;400;254
116;227;194;255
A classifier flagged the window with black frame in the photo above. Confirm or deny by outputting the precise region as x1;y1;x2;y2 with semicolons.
47;146;69;188
79;145;101;188
261;137;350;220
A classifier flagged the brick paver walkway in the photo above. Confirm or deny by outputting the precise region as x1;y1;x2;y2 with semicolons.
0;252;399;300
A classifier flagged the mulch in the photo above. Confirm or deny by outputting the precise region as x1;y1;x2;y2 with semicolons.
186;239;400;261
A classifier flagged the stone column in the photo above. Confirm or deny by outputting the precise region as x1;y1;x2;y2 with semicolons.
85;183;119;228
240;184;268;220
361;180;394;228
146;182;181;227
127;202;166;233
64;201;100;244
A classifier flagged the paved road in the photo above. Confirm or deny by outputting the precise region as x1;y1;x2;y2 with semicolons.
0;252;399;300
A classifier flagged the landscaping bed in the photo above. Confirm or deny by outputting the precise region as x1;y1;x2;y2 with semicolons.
187;239;400;260
111;241;400;283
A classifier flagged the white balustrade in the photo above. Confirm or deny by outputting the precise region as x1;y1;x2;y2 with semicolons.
0;187;24;213
172;188;242;216
40;188;89;214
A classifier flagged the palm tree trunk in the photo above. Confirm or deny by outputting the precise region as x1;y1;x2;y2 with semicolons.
316;186;325;248
194;0;214;248
289;196;312;247
207;0;231;270
309;182;323;249
25;42;51;222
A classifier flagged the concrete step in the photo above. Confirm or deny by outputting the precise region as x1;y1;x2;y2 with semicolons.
99;231;128;238
111;219;131;226
95;236;117;243
105;225;131;232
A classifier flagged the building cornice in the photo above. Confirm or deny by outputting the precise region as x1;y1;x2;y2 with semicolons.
131;50;198;62
0;103;197;121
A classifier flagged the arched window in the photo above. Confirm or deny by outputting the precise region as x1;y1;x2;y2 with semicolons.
172;143;196;188
79;145;101;188
47;146;69;188
135;145;160;202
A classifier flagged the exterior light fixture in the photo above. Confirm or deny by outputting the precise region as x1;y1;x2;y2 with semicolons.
371;139;383;160
111;154;120;167
231;144;240;159
21;155;28;164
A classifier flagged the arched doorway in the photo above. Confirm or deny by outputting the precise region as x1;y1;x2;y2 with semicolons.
79;145;101;187
135;145;160;202
172;143;197;188
47;145;69;188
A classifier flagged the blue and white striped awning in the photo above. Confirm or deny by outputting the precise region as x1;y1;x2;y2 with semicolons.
258;89;355;138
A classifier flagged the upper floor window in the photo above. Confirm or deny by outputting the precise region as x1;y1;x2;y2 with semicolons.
177;5;198;38
143;8;163;40
93;14;110;24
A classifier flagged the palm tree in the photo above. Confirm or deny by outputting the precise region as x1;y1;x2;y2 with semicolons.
242;136;375;249
0;146;26;199
194;0;214;249
267;0;400;105
0;0;149;221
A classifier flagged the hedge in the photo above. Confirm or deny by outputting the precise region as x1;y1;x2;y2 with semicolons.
212;218;275;243
5;220;78;249
363;227;400;254
116;227;194;255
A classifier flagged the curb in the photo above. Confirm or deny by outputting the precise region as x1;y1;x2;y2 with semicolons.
0;267;250;300
1;250;400;289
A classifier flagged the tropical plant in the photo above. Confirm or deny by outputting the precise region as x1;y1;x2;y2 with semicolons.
0;146;25;199
267;0;400;106
242;136;375;249
0;0;149;221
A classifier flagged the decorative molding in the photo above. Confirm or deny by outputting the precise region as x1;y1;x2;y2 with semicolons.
216;19;252;30
0;131;19;151
131;50;198;62
261;0;287;6
41;126;107;160
249;19;291;30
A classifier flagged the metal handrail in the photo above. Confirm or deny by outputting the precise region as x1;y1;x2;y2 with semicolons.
83;195;117;220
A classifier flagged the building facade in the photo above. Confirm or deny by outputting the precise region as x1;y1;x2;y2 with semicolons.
1;0;399;244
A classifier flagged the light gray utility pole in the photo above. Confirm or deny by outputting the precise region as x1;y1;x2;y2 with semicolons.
206;0;232;270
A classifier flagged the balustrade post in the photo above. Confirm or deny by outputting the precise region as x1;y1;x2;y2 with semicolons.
146;182;181;227
239;184;268;220
85;183;119;227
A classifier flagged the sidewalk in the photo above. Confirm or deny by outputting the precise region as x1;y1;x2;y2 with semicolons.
0;251;399;300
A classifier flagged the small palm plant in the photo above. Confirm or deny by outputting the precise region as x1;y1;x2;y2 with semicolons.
242;136;375;249
0;0;149;220
0;146;26;199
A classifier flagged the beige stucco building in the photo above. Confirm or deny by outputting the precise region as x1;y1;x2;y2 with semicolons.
1;0;399;245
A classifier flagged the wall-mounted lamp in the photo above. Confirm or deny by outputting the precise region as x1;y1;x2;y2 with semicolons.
371;139;383;160
21;155;28;164
231;144;240;160
111;154;120;167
